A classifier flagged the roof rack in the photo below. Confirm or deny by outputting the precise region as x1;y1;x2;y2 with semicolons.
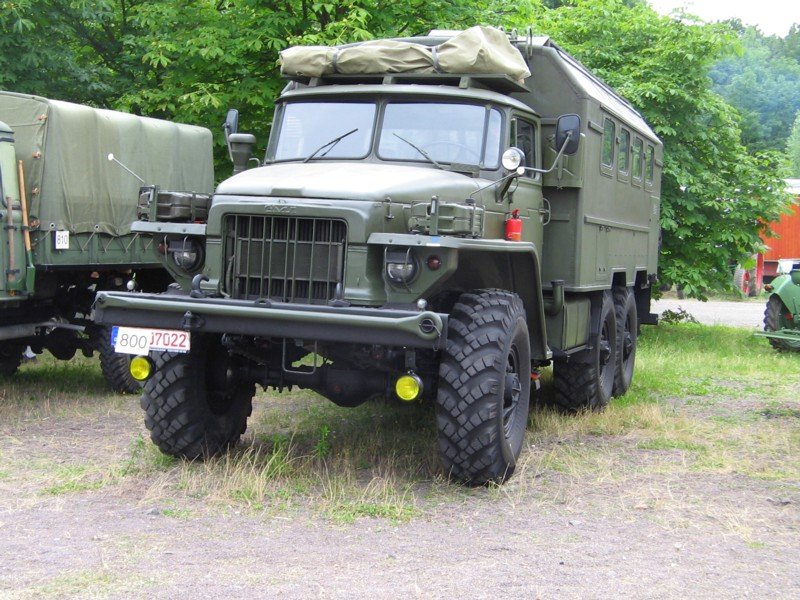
287;73;528;94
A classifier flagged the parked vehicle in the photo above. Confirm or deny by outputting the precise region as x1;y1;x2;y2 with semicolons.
0;92;213;391
734;179;800;296
94;27;662;484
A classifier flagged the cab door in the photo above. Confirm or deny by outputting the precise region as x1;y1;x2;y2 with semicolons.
508;116;545;251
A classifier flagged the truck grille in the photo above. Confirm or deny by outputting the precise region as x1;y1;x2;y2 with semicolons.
223;215;347;304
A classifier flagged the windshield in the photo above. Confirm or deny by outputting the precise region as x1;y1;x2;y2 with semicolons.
274;102;376;161
271;100;502;168
379;103;501;168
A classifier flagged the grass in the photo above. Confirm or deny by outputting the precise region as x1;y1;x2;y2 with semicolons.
1;322;798;528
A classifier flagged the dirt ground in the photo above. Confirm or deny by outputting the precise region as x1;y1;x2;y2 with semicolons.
2;399;797;599
1;303;798;599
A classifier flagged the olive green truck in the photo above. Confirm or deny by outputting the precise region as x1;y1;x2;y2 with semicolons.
94;27;663;485
0;91;213;391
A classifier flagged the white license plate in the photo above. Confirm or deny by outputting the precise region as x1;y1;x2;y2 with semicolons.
111;326;191;355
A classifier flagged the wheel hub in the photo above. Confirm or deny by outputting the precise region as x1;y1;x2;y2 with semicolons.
503;370;522;437
599;339;612;366
622;332;634;359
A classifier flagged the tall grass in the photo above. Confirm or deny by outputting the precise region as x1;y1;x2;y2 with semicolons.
2;323;798;522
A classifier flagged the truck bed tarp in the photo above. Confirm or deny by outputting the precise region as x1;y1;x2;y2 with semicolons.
280;26;531;82
0;91;213;236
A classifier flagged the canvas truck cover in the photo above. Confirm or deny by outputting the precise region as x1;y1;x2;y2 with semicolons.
0;91;214;236
280;26;531;82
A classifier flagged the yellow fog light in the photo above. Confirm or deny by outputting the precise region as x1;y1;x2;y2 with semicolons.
395;373;422;402
129;355;154;381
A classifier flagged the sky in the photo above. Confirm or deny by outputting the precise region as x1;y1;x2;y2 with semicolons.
649;0;800;37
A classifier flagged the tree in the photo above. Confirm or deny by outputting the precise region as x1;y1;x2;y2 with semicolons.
505;0;791;297
788;111;800;177
710;27;800;153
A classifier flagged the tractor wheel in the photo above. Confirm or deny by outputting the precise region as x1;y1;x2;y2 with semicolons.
94;326;142;394
764;295;800;352
612;287;638;397
553;291;617;411
0;344;23;377
141;334;254;459
734;267;758;297
436;289;531;486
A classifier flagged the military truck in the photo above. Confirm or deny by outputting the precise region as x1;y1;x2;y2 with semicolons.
94;27;662;484
0;92;213;391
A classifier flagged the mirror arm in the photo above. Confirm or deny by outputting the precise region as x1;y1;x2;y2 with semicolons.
521;131;572;176
224;125;234;163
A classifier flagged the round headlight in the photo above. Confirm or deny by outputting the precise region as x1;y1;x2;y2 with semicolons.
502;147;525;171
169;238;203;272
386;261;417;283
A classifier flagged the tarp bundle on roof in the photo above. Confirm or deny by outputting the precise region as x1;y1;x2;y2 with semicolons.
280;26;531;82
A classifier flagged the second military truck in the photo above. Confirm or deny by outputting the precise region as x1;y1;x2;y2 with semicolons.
94;27;662;484
0;92;213;391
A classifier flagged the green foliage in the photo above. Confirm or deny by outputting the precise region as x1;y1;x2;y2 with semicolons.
787;111;800;177
710;27;800;153
506;0;792;297
1;0;793;295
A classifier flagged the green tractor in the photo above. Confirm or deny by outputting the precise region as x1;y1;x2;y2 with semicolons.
758;269;800;351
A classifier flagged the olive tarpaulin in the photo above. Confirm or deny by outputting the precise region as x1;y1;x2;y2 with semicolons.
280;26;531;82
0;91;214;236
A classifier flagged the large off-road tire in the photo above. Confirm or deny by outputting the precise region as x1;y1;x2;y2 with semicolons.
612;287;637;397
94;326;142;394
0;344;23;377
436;289;531;486
141;335;255;459
764;295;800;352
553;291;617;411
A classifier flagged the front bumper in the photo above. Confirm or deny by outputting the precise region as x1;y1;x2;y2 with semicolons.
93;291;447;350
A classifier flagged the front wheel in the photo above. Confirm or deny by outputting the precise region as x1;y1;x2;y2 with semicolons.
436;289;531;486
141;335;255;459
94;326;142;394
0;344;23;377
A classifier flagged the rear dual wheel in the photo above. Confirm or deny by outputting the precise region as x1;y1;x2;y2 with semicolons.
552;291;618;411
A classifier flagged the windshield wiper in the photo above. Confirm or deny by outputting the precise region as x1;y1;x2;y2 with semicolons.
392;133;446;171
303;128;359;163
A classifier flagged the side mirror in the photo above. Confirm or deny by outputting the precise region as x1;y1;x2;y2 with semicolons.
555;114;581;156
224;109;239;138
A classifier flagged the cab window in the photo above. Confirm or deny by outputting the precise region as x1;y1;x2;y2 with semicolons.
511;118;537;174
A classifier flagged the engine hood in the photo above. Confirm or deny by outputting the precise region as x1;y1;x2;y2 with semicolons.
215;162;489;204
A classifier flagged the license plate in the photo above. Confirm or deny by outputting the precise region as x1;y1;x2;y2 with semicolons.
111;326;191;355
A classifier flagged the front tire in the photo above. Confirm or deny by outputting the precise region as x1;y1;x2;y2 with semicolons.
436;290;531;486
553;291;617;411
764;295;800;352
141;334;254;459
0;344;23;377
94;326;142;394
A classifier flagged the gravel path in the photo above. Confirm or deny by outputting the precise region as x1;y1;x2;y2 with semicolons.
651;298;766;329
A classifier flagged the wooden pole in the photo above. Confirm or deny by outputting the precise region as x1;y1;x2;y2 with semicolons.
17;160;32;253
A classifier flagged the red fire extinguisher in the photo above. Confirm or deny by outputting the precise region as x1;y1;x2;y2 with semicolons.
505;209;522;241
